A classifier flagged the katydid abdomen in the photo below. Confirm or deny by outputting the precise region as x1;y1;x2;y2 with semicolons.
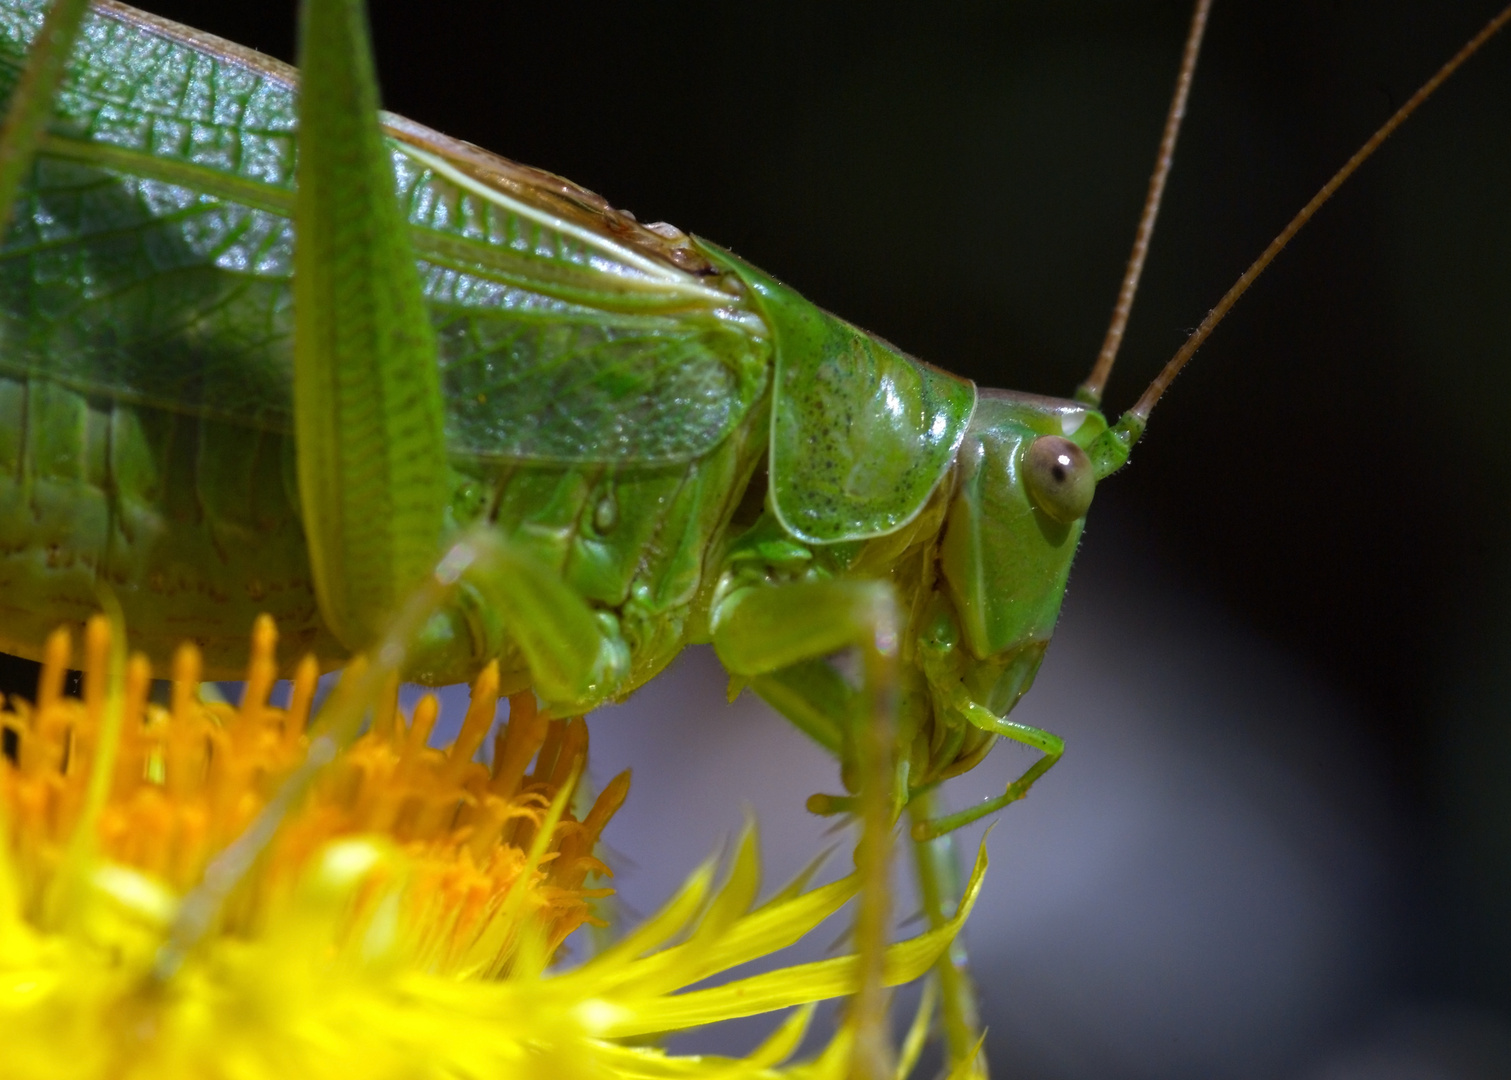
0;365;772;692
0;372;338;668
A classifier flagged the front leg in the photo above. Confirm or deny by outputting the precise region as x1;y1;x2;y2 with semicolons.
903;605;1066;842
910;673;1064;842
712;578;901;1080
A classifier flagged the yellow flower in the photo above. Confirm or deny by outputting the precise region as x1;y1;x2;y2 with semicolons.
0;614;984;1079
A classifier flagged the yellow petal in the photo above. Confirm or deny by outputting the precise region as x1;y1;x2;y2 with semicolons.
599;843;987;1037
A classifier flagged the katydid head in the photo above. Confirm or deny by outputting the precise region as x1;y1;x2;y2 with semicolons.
932;391;1106;710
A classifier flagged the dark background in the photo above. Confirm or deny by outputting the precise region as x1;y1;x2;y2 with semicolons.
18;1;1511;1075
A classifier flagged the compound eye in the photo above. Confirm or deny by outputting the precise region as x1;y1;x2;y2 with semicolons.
1023;436;1095;523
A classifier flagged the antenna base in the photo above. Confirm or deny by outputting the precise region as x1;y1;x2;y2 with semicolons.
1088;414;1146;480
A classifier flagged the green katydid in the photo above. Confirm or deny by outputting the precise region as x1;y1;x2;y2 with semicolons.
0;0;1500;841
0;0;1503;876
0;0;1124;844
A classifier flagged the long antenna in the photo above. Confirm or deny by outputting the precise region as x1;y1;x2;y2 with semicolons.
1076;0;1212;408
1124;2;1511;425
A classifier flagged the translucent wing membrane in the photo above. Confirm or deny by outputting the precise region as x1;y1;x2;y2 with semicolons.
0;0;768;464
435;308;766;462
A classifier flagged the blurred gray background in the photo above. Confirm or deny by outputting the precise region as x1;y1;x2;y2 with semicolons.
20;1;1511;1076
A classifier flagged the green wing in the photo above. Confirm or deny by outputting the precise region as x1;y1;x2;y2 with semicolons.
0;0;769;464
700;243;976;544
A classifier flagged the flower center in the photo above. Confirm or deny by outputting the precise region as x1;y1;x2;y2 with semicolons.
0;613;627;974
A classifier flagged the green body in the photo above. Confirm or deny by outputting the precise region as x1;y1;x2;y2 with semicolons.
0;5;1134;1072
0;0;1112;818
